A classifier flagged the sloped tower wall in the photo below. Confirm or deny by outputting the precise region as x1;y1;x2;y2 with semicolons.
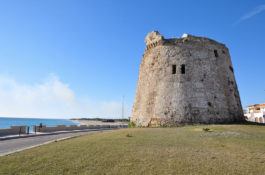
131;31;244;127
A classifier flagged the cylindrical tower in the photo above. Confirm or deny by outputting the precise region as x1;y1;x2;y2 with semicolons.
131;31;244;127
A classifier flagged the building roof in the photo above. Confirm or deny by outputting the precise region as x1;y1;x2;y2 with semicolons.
256;103;265;107
246;103;265;108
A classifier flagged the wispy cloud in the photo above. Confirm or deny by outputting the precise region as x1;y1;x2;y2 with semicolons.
235;4;265;25
0;74;131;118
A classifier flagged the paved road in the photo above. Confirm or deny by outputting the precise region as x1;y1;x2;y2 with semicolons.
0;129;108;156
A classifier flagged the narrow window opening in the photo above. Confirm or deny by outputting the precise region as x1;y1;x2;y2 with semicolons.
229;66;234;72
214;50;218;57
181;64;185;74
172;65;176;74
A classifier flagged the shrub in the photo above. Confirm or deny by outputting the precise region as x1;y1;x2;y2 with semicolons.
128;122;136;128
102;119;115;122
203;128;210;132
126;134;133;137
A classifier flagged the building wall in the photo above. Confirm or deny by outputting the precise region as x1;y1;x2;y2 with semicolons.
131;31;244;127
245;106;265;123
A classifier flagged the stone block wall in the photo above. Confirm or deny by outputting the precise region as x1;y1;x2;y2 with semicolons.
34;124;125;132
0;126;27;136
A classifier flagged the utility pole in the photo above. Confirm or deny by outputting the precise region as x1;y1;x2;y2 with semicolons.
122;95;125;119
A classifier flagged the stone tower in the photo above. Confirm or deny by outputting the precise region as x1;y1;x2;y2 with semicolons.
131;31;244;127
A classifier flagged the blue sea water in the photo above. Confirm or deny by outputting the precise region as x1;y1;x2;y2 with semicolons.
0;117;80;131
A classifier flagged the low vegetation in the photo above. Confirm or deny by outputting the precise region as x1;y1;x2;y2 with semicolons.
71;118;129;122
126;133;133;137
128;121;136;128
1;125;265;175
202;127;211;132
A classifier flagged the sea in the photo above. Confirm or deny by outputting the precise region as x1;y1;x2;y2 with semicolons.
0;117;80;131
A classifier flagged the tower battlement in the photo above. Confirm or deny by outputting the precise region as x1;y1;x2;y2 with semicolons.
145;31;227;51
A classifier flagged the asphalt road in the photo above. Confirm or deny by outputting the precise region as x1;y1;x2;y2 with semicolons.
0;129;106;156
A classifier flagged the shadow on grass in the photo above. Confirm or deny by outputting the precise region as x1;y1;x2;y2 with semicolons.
223;121;265;126
132;120;265;128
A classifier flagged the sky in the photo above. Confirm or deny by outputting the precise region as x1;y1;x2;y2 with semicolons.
0;0;264;119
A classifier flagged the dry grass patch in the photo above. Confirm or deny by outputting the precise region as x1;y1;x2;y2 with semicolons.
1;125;265;175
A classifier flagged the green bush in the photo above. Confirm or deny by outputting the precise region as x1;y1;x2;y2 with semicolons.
128;122;136;128
203;128;210;132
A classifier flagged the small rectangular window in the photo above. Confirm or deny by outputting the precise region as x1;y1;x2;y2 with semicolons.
229;66;234;72
214;50;218;57
181;64;185;74
172;65;176;74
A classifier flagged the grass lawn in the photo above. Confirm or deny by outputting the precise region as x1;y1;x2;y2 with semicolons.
1;125;265;175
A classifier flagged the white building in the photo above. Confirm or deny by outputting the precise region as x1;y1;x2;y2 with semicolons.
245;103;265;123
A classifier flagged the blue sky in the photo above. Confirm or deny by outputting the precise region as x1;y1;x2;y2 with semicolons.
0;0;264;118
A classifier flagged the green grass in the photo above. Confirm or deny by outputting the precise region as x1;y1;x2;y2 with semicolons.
1;125;265;175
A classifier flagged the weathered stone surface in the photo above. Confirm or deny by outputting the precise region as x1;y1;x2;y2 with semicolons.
145;31;164;45
131;31;244;127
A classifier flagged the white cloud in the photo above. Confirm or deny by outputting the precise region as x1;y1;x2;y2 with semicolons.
0;74;131;119
235;4;265;25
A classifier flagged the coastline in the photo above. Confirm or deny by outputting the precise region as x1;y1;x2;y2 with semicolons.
0;117;79;131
